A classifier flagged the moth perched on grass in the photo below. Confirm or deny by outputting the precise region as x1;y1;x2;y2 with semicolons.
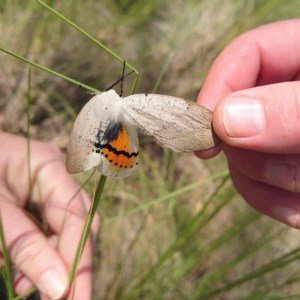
66;90;220;178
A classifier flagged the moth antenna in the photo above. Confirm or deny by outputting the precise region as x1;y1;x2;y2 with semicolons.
120;60;126;97
104;67;134;94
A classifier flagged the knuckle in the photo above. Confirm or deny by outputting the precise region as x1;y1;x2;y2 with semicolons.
9;230;45;270
284;84;300;122
273;83;300;141
265;161;300;193
31;138;62;159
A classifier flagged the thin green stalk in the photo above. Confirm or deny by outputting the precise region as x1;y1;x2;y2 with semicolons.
0;213;14;299
69;175;107;287
0;47;99;93
192;228;286;299
129;174;230;296
104;217;148;299
104;170;229;225
26;67;33;212
130;74;139;95
35;0;139;93
14;287;37;300
151;52;174;94
162;150;175;190
199;246;300;299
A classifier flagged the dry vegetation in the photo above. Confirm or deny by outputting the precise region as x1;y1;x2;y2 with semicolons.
1;0;300;299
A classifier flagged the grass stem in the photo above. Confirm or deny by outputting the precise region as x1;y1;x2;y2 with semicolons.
69;175;107;291
35;0;139;92
0;47;99;93
0;214;14;299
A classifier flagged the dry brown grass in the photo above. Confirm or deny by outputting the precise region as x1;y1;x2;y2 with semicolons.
2;1;300;299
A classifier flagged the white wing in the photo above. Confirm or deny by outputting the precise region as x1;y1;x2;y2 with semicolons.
123;94;220;153
66;90;122;173
67;95;107;173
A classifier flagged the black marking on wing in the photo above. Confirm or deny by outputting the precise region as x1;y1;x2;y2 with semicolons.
102;122;123;142
94;142;138;158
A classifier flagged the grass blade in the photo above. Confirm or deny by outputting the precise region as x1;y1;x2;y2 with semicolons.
128;174;230;297
0;213;14;299
197;244;300;299
69;175;107;294
104;170;229;225
0;47;99;93
35;0;139;94
26;67;33;212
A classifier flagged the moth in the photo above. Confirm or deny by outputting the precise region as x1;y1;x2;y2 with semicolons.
66;90;220;178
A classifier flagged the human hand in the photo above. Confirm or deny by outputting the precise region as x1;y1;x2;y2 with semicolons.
0;132;98;299
196;19;300;228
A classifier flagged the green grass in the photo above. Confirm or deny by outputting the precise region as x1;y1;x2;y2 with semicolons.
1;0;300;299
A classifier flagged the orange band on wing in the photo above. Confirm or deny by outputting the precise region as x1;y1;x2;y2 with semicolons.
94;124;138;169
101;147;137;168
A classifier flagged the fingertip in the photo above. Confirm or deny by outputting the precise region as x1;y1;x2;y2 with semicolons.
195;143;223;159
37;268;69;300
14;269;69;300
271;206;300;229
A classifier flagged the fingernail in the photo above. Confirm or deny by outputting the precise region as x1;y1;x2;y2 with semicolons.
265;164;297;192
223;96;265;137
272;207;299;228
38;268;68;300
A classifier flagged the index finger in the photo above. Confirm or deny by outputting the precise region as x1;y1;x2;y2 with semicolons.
196;19;300;158
37;160;97;300
198;19;300;109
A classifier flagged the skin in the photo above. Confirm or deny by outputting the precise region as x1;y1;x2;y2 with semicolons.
0;132;98;299
196;19;300;228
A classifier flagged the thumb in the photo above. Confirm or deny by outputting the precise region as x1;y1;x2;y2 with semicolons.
213;82;300;154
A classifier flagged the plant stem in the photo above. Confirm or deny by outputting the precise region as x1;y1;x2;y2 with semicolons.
0;47;99;93
0;214;15;299
35;0;139;82
26;67;33;212
69;175;107;287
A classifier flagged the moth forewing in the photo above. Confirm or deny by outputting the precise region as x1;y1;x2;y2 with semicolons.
123;94;219;153
66;90;140;177
66;92;118;174
66;97;105;173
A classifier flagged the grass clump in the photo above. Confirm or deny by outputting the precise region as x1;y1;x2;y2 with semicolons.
1;0;300;299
